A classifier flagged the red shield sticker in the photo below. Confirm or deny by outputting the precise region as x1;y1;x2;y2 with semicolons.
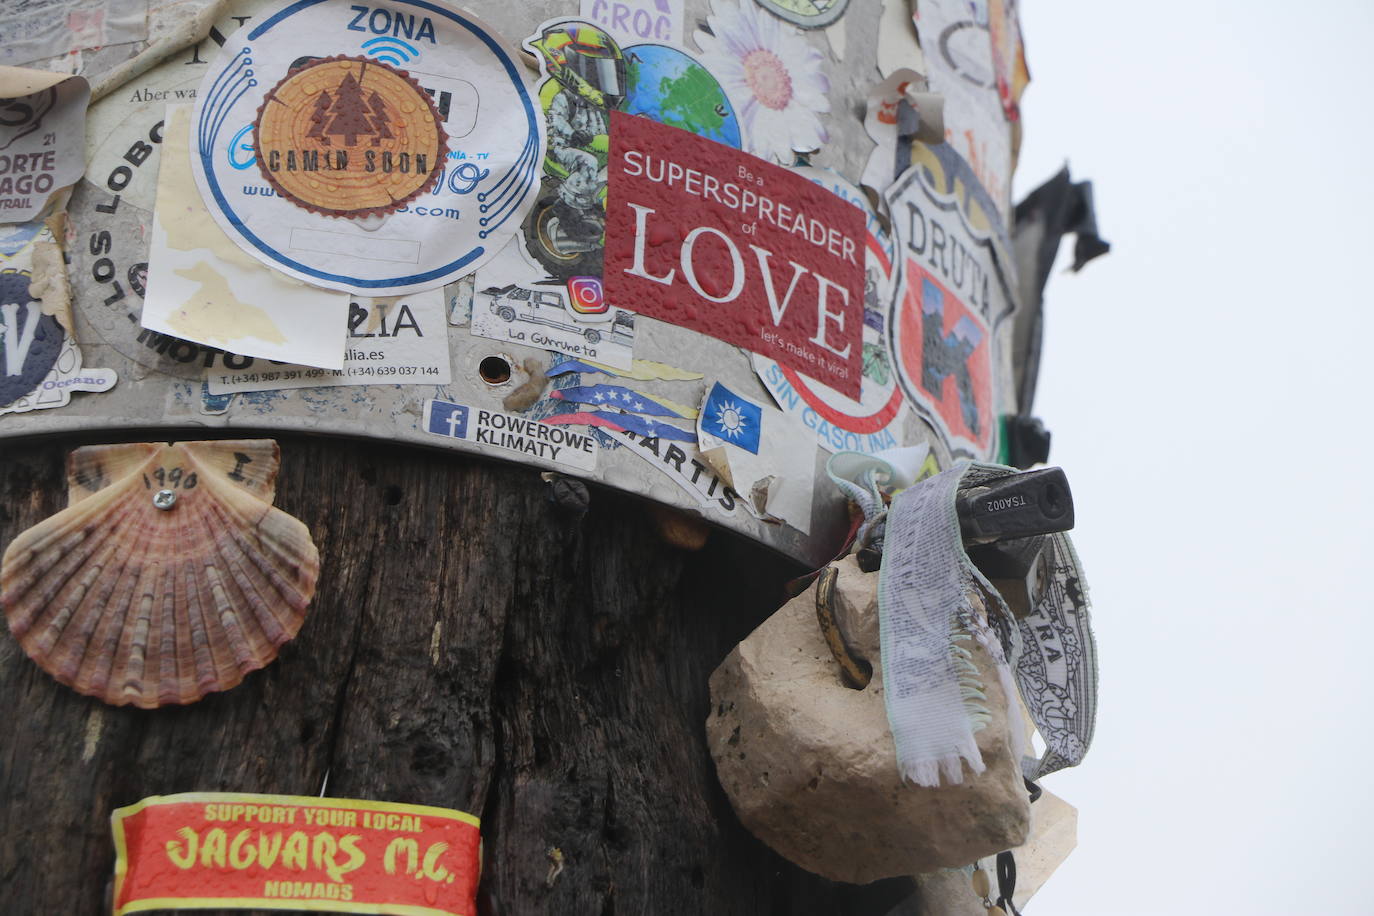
893;263;993;456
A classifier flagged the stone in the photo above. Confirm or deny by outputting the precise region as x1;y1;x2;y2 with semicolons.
912;870;987;916
976;789;1078;909
706;555;1030;884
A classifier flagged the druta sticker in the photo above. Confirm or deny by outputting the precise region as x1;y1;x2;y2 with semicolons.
604;113;865;397
111;792;481;916
190;0;545;295
884;144;1015;459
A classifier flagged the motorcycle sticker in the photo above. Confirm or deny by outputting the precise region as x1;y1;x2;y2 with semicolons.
520;19;741;283
190;0;545;295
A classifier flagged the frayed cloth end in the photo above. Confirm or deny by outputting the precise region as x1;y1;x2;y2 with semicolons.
899;739;986;788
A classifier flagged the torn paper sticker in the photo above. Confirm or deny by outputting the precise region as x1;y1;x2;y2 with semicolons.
1;221;116;417
190;0;545;295
580;0;684;46
599;425;745;515
859;69;944;203
65;67;229;383
543;407;696;443
207;289;450;394
0;0;147;69
877;0;924;78
142;105;350;370
552;383;697;419
546;356;702;382
913;0;1013;217
473;241;634;370
697;381;815;533
755;167;906;456
424;399;598;471
988;0;1030;122
0;68;90;222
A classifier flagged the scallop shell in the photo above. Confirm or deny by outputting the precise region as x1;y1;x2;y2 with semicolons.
2;440;320;708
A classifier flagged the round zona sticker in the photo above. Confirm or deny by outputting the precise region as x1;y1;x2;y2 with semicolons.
254;56;446;218
191;0;545;295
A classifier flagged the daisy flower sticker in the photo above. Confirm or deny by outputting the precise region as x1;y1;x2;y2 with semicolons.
694;0;831;163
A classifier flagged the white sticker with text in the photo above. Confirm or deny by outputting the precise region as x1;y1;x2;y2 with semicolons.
207;290;450;394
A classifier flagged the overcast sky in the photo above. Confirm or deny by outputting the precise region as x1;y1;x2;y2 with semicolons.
1011;2;1374;913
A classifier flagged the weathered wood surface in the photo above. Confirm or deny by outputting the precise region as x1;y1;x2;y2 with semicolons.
0;434;915;915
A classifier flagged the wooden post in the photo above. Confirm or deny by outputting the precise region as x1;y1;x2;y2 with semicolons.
0;435;917;914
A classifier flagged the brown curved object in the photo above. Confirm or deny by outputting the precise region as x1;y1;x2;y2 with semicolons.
814;564;872;689
2;440;319;708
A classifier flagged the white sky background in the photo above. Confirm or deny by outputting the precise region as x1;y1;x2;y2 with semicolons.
1011;1;1374;913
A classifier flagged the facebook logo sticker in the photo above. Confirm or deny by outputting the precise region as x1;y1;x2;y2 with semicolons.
425;400;469;439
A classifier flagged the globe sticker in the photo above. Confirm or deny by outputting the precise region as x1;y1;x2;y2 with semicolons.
191;0;545;296
254;56;447;218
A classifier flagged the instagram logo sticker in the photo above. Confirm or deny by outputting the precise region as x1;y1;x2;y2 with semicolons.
567;276;607;314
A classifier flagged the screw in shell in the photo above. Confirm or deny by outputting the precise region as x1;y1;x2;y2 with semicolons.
153;489;178;510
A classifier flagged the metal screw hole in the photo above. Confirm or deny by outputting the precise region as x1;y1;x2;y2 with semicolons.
478;356;511;385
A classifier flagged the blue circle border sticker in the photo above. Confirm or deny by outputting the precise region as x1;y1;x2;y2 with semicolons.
191;0;546;295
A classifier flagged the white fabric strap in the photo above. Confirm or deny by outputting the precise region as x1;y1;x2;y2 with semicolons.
879;463;983;786
877;461;1026;787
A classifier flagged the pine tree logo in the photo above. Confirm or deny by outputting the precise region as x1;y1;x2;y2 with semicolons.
368;91;394;145
255;56;446;217
308;72;397;147
306;90;333;143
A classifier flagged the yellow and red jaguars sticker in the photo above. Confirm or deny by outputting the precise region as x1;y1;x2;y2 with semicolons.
112;792;481;915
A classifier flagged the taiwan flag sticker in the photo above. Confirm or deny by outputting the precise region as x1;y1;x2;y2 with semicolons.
700;382;763;454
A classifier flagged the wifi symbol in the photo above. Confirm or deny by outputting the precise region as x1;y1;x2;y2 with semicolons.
361;36;419;66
